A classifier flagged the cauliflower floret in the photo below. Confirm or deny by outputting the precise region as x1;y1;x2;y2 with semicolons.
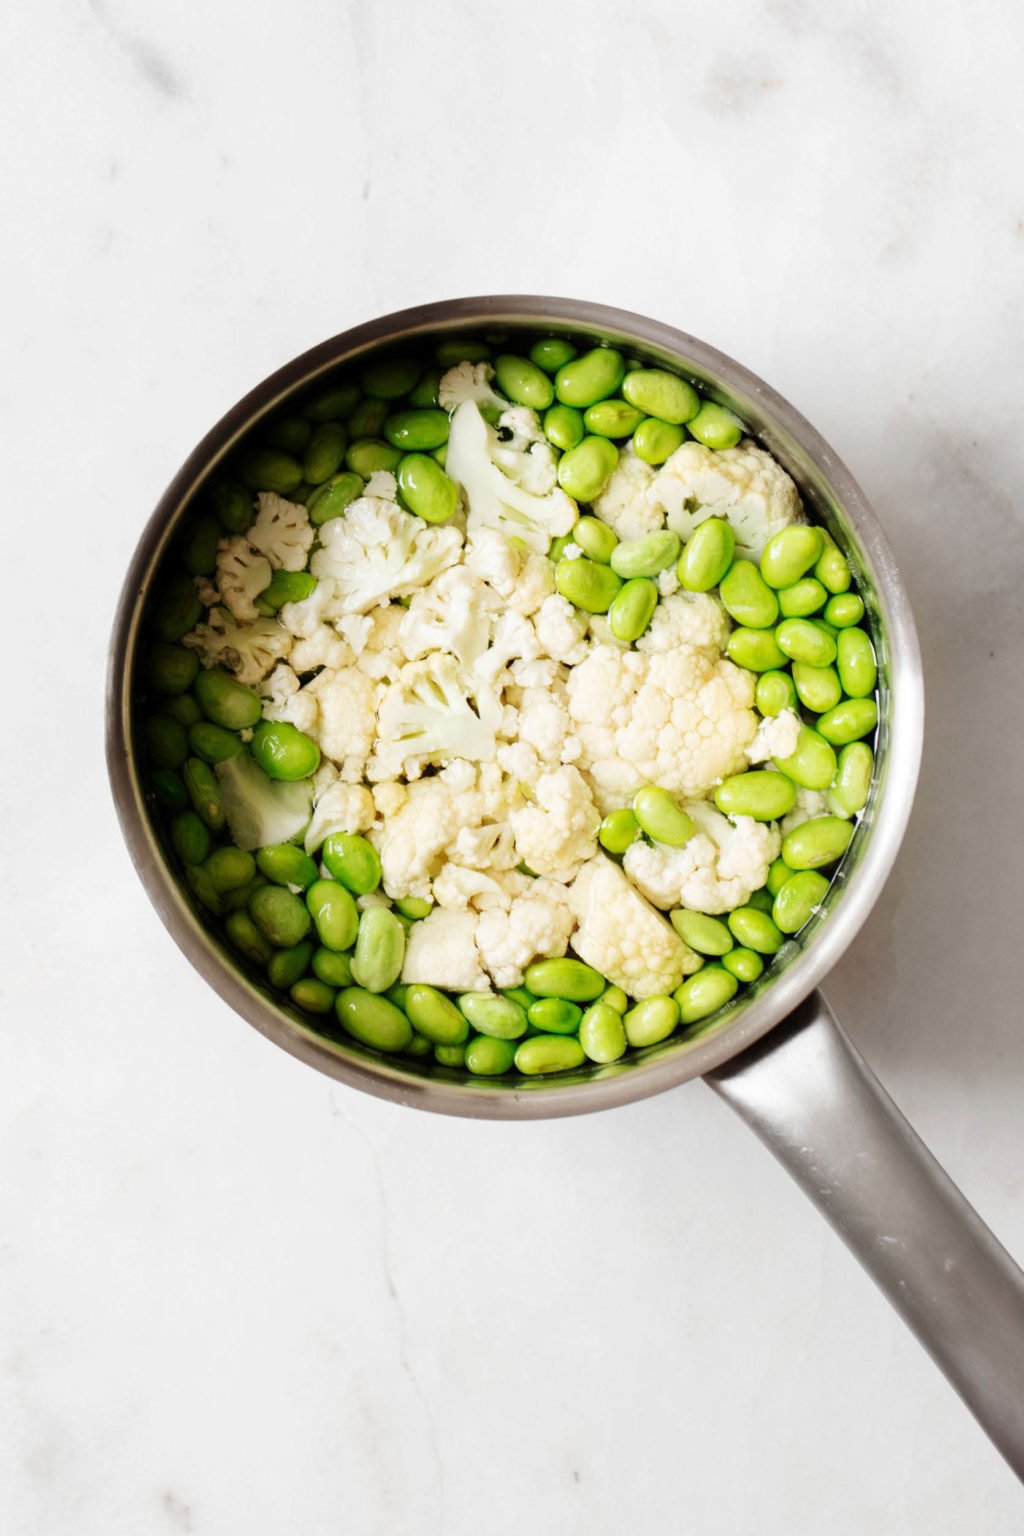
657;565;681;598
475;611;542;682
509;766;599;881
260;661;301;718
512;657;563;688
306;666;379;765
333;613;375;657
377;778;468;901
215;537;272;622
432;862;514;912
278;578;337;640
497;739;542;785
248;493;315;572
289;626;353;672
464;528;521;596
402;908;490;992
591;447;663;541
506;550;557;616
447;401;577;554
650;440;802;561
184;607;292;686
567;643;758;811
311;496;462;614
569;855;699;999
375;654;504;777
516;680;581;766
635;591;731;655
534;594;589;665
438;759;476;795
304;781;376;855
746;709;802;764
448;820;519;871
363;470;397;501
438;361;508;413
400;567;501;669
475;877;577;988
623;802;780;914
493;406;559;495
781;786;832;835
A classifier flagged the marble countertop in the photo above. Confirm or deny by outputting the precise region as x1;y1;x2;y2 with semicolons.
4;1;1023;1530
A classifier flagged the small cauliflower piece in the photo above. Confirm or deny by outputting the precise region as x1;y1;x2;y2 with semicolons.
289;626;352;672
475;611;542;683
509;765;599;881
475;877;577;988
278;578;338;640
378;779;466;901
432;862;512;912
307;666;379;765
304;780;376;855
636;591;731;655
534;594;589;665
493;406;559;495
311;496;462;614
247;492;315;572
781;786;832;835
184;607;292;686
438;361;508;413
399;567;501;669
259;661;300;716
215;537;272;622
591;447;663;541
649;439;802;561
215;753;312;852
446;401;577;554
747;709;802;764
363;469;397;501
569;855;699;999
506;550;557;617
623;802;780;914
464;528;521;596
449;819;518;872
402;908;490;991
375;653;504;776
516;680;581;765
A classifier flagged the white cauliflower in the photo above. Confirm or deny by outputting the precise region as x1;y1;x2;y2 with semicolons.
307;666;379;766
378;778;468;901
363;469;397;501
184;607;292;686
215;537;272;622
650;440;802;561
375;654;504;777
781;786;831;835
304;781;376;855
569;855;699;999
333;613;375;657
475;877;577;987
278;578;338;640
449;819;518;872
260;661;301;717
438;361;508;413
623;802;780;915
475;610;542;683
657;565;681;598
591;447;663;541
464;528;521;596
446;401;577;554
399;567;500;669
509;766;600;880
215;753;312;852
506;550;556;616
497;739;542;785
356;604;410;680
516;680;581;765
311;496;462;613
567;643;758;812
747;709;802;764
402;908;490;992
636;591;731;655
248;492;314;572
432;862;513;912
289;626;352;672
493;406;559;495
534;594;589;665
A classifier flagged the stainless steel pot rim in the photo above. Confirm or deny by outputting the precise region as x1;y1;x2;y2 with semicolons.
106;296;924;1119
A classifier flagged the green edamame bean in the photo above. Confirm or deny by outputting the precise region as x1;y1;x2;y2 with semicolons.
305;381;360;422
782;816;854;870
209;478;253;534
824;593;864;627
360;355;420;400
143;714;188;770
308;471;364;526
555;555;622;613
404;984;468;1046
432;1042;465;1068
180;515;220;577
303;422;348;485
465;1035;516;1075
572;516;618;563
290;976;336;1014
686;402;743;450
772;724;837;791
153;574;203;643
335;987;412;1053
598;808;639;855
725;628;788;672
622;369;700;425
610;530;681;579
543;403;585;451
766;857;791;896
225;909;272;964
266;416;313;454
720;561;779;628
237;447;302;495
256;843;318;890
755;670;798;716
727;906;783;954
268;940;313;991
549;534;574;561
384;409;450;452
524;958;605;1002
436;337;490;367
554;347;625;409
305;879;359;951
760;526;824;589
714;771;797;821
600;985;628;1014
632;418;685;465
345;438;402;477
350;907;405;994
408;371;440;408
183;757;225;830
164;694;202;728
170;810;210;865
494;354;555;410
775;618;837;668
778;577;827;618
311;947;353;987
514;1034;586;1075
792;662;842;714
527;998;582;1035
773;870;830;934
194;668;262;730
584;398;645;439
346;398;389;438
746;887;775;914
828;742;874;818
321;832;381;894
397;454;459;524
203;846;256;892
677;520;734;592
394;895;432;920
675;965;738;1024
250;884;311;947
251;721;320;782
815;533;851;594
623;994;680;1048
557;436;619;502
188;720;242;765
151;768;188;812
836;629;877;699
502;985;536;1010
221;875;265;914
670;910;734;956
579;1003;627;1063
722;947;764;982
816;698;878;745
258;570;317;611
146;643;200;696
457;992;528;1040
530;337;577;373
633;786;695;846
403;1032;433;1059
609;578;657;643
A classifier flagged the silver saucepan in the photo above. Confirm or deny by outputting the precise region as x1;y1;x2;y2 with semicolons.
106;297;1024;1479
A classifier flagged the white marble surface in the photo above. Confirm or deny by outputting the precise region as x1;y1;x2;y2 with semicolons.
4;0;1024;1530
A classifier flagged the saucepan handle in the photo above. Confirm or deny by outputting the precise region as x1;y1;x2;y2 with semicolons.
706;991;1024;1481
